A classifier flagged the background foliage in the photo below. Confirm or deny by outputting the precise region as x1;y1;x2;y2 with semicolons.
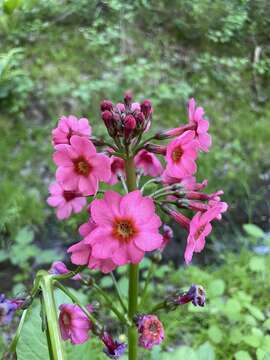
0;0;269;358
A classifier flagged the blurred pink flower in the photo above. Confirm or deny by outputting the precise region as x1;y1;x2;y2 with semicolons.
59;303;92;344
160;224;173;251
188;98;212;152
137;314;164;350
53;135;111;196
52;115;91;146
107;156;125;185
185;205;225;264
165;131;198;178
135;150;163;177
87;190;162;266
47;182;86;219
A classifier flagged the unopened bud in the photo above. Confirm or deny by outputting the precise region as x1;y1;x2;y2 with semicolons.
124;91;133;106
100;100;113;112
141;100;152;118
124;114;136;139
145;143;166;155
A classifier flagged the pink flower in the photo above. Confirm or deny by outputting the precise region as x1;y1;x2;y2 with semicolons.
108;156;125;185
48;261;81;280
68;219;117;274
165;131;198;178
184;205;224;264
87;190;163;266
135;150;163;177
52;115;91;146
188;98;212;152
53;135;111;196
176;284;206;307
59;304;93;344
47;182;86;219
137;314;164;350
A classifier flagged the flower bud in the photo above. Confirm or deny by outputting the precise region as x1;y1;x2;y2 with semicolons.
162;205;190;229
154;124;195;140
100;100;113;112
102;111;117;137
124;91;133;106
145;143;167;155
141;100;152;118
116;103;125;113
124;114;136;139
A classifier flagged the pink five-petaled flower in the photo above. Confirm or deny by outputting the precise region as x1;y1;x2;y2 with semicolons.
188;98;212;152
52;115;91;146
68;218;117;273
137;314;165;350
47;182;86;220
59;303;93;344
135;150;163;177
184;204;225;264
87;190;163;266
165;130;198;178
53;135;111;196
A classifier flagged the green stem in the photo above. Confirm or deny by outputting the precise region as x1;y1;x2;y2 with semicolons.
40;275;65;360
8;309;28;353
139;262;157;308
110;272;128;313
125;156;139;360
150;301;166;313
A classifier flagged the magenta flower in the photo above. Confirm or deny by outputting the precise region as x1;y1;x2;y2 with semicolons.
101;332;127;359
165;131;198;178
108;156;125;185
87;190;163;266
68;219;117;273
47;182;86;220
184;205;224;264
59;304;93;344
52;115;91;146
53;135;111;196
188;98;212;152
137;314;164;350
135;150;163;177
48;261;81;280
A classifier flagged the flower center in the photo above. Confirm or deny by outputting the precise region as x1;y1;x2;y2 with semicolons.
194;225;205;240
145;319;161;340
62;313;71;326
63;190;77;202
112;218;137;243
171;146;183;163
74;156;91;176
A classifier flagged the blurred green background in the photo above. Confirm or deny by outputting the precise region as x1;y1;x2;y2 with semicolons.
0;0;270;359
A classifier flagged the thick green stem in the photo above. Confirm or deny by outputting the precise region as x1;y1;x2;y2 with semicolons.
125;156;139;360
40;275;65;360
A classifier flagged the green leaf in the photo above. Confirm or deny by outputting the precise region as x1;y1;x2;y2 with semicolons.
234;351;252;360
245;304;265;321
208;279;226;297
208;325;223;344
256;348;270;360
17;306;49;360
15;227;34;245
249;257;265;272
3;0;21;14
163;346;197;360
196;342;215;360
243;224;264;238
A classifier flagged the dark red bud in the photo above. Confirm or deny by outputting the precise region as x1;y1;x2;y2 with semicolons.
141;99;152;118
124;114;136;138
124;91;133;106
100;100;113;112
135;112;145;126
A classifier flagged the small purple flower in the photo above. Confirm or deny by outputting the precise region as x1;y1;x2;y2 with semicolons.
0;294;21;326
177;284;206;307
48;261;81;280
137;314;164;350
101;332;127;359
